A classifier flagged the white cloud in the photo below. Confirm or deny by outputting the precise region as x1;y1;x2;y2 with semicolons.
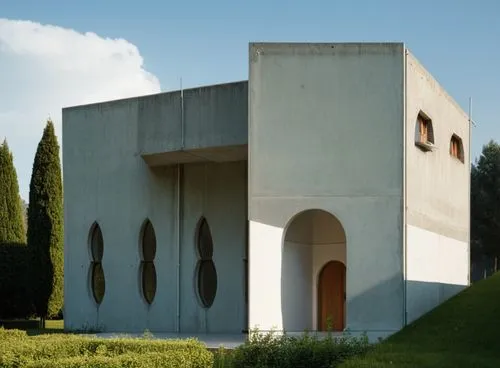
0;18;161;200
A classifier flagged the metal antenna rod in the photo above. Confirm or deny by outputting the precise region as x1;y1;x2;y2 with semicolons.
468;97;477;127
180;77;184;149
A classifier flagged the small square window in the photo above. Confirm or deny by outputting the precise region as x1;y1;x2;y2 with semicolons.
450;134;464;163
415;112;435;152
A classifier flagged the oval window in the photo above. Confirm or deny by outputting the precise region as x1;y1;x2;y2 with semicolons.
92;262;105;304
198;260;218;308
89;223;105;305
196;217;217;308
140;220;157;304
142;261;157;305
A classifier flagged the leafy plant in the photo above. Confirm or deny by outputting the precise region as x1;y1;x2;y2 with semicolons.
226;327;371;368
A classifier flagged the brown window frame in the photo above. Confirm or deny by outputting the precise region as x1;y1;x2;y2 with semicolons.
418;116;429;143
415;112;435;152
450;135;464;163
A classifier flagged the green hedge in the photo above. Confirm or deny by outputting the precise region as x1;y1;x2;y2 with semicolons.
0;329;213;368
0;244;33;319
25;352;209;368
219;330;371;368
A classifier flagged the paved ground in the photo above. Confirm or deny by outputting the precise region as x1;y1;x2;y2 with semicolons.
94;332;247;349
93;330;392;349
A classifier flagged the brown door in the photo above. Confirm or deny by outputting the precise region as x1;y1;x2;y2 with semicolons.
318;261;346;331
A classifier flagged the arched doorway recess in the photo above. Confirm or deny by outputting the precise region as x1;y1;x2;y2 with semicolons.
282;209;346;332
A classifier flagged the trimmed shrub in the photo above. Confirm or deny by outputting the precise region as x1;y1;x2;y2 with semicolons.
0;244;33;319
26;352;212;368
227;329;371;368
0;327;28;339
0;330;213;368
28;120;64;319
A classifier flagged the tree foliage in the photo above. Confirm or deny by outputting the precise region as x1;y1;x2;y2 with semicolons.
0;139;26;244
0;243;33;318
28;120;64;319
471;140;500;262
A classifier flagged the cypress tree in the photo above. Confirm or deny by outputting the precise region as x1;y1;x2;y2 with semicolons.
28;120;64;321
0;139;26;245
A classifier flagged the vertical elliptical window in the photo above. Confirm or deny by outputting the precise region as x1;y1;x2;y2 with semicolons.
196;217;218;308
90;222;105;305
140;220;157;305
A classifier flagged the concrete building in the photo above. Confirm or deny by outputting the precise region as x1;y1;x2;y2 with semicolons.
63;42;470;341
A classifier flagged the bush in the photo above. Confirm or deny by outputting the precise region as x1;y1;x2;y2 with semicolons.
0;329;213;368
226;329;371;368
0;244;34;319
26;352;210;368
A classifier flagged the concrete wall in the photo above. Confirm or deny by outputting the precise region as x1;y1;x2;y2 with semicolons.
248;43;406;336
63;98;247;333
63;98;177;332
282;240;313;331
179;161;247;333
138;81;248;165
404;52;470;323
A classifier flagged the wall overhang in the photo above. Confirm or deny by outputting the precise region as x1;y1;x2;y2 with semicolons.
142;144;247;166
139;81;248;166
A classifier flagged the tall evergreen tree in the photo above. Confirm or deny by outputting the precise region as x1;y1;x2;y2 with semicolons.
471;140;500;270
0;139;26;245
28;120;64;321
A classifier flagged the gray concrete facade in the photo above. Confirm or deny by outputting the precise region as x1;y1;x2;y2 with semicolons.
63;84;248;333
248;43;406;335
404;51;470;324
63;42;469;339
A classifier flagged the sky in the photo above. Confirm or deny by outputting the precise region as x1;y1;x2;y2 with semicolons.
1;0;499;200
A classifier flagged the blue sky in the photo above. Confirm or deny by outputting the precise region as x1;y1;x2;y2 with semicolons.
1;0;500;198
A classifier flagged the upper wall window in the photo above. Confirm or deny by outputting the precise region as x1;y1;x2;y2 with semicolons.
140;219;157;305
450;134;465;163
415;113;435;151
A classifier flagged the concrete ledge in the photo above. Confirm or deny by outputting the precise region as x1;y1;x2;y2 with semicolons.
142;144;247;166
139;81;248;157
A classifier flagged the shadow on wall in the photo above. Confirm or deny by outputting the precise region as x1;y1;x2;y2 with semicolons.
280;268;468;333
280;209;346;332
405;279;466;324
254;207;468;335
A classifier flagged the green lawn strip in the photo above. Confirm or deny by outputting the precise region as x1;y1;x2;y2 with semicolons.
341;273;500;367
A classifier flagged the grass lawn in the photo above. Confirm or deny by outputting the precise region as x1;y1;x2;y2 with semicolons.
340;272;500;367
4;271;499;368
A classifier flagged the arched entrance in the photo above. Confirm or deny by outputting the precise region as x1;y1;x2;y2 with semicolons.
318;260;346;331
281;209;346;332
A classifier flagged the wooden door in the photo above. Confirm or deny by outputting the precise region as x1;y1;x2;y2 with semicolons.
318;261;346;331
